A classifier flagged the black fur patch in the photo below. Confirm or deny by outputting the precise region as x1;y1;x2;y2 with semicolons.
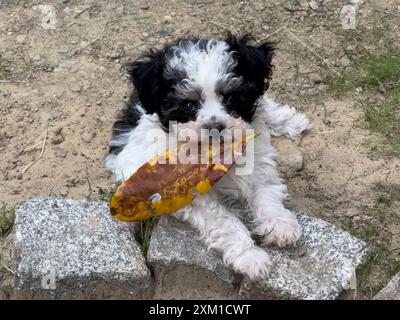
224;33;275;121
108;94;143;155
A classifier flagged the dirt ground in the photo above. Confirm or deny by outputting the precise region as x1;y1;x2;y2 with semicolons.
1;0;399;298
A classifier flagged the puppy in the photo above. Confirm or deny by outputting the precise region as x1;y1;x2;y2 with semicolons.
105;34;310;280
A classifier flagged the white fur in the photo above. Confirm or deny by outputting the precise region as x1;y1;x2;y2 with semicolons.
258;98;311;138
105;96;309;280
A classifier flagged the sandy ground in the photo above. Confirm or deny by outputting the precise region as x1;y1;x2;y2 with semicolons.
1;0;399;298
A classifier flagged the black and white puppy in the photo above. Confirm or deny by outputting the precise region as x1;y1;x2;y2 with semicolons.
105;34;310;280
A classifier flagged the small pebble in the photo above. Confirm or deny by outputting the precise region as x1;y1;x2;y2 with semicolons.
81;131;95;143
309;72;322;84
309;0;319;11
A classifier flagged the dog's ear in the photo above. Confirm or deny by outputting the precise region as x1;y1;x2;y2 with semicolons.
225;33;275;91
127;50;166;114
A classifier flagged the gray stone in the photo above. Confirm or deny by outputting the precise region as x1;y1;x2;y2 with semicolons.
14;198;151;299
373;273;400;300
148;213;369;300
239;215;370;300
147;216;239;299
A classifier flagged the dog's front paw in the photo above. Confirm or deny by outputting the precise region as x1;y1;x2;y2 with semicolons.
257;216;302;247
228;247;273;281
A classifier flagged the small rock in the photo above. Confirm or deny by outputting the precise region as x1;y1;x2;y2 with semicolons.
276;141;304;178
254;4;265;11
71;85;81;93
378;84;386;93
16;35;26;43
140;5;149;10
54;147;67;158
16;173;23;180
344;210;358;218
51;129;64;145
340;56;350;66
59;59;75;69
309;0;319;11
65;178;78;188
7;162;17;170
318;84;328;91
159;30;170;37
31;54;41;62
309;72;322;84
351;0;364;5
80;131;95;143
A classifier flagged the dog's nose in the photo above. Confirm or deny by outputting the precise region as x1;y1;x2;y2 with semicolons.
202;121;227;132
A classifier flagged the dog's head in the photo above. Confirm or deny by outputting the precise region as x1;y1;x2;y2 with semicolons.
128;34;274;133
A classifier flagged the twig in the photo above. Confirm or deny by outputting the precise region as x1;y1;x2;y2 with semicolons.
207;21;235;33
256;26;285;42
366;280;374;300
1;262;15;275
366;6;400;18
284;27;338;73
257;27;338;73
341;142;362;186
68;15;111;57
74;7;89;19
322;104;331;126
23;141;42;153
195;0;215;6
22;122;48;174
67;39;98;58
0;80;11;83
85;166;93;196
380;225;393;235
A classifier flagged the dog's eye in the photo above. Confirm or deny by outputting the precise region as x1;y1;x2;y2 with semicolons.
181;100;197;111
229;109;240;118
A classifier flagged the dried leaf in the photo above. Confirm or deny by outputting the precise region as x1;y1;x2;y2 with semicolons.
110;133;257;222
